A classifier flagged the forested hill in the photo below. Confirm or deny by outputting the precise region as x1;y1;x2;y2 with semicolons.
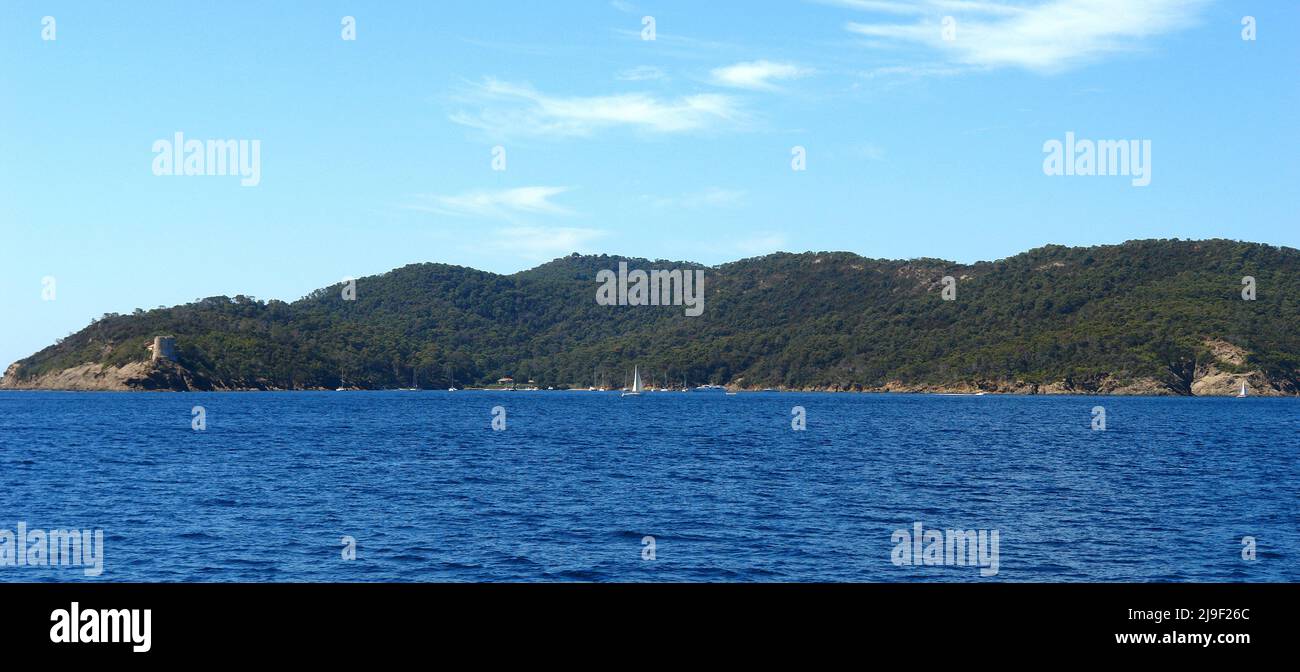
4;239;1299;395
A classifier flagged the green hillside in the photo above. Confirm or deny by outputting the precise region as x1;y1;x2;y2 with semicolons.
5;239;1299;394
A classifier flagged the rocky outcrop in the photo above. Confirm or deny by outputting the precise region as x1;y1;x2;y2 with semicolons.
0;360;213;391
1188;339;1293;396
1191;370;1263;396
1203;339;1248;367
0;362;147;391
741;361;1295;396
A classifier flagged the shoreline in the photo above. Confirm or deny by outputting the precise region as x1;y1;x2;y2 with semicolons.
1;386;1293;397
3;359;1291;397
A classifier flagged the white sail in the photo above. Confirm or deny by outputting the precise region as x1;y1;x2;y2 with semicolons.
1238;381;1248;397
622;366;642;397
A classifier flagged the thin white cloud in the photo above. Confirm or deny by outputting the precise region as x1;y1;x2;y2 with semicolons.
486;226;608;261
408;187;573;219
689;187;747;208
646;187;747;209
820;0;1040;16
816;0;930;14
616;65;667;82
842;0;1209;73
450;79;745;138
734;233;789;256
859;63;966;79
927;1;1031;16
709;60;813;91
853;143;887;161
611;28;740;52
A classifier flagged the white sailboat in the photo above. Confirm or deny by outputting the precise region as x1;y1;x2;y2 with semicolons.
622;366;643;397
1237;381;1248;398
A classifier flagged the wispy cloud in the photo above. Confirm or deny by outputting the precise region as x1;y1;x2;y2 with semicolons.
616;65;667;82
816;0;932;15
645;187;747;209
709;60;813;91
411;190;604;262
486;226;608;262
611;28;740;53
734;232;789;256
851;142;887;161
408;187;574;219
858;63;965;79
450;78;745;138
820;0;1049;17
841;0;1209;73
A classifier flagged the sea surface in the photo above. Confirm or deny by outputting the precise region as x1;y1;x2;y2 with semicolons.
0;391;1296;582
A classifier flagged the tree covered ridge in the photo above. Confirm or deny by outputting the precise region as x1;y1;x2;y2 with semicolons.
7;239;1299;393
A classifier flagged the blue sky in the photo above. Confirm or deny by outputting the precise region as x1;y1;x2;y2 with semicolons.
1;0;1297;369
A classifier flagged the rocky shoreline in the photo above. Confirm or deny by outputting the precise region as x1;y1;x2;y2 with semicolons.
2;360;1294;396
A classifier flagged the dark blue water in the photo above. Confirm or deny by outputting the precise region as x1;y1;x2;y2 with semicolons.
0;391;1295;582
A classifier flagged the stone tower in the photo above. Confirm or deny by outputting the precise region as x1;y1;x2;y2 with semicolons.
150;336;177;362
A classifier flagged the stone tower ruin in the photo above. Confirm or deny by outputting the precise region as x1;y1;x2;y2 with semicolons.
150;336;177;362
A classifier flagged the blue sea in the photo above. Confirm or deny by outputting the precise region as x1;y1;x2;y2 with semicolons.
0;391;1295;582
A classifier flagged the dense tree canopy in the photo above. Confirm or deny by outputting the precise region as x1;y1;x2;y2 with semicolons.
9;239;1299;393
